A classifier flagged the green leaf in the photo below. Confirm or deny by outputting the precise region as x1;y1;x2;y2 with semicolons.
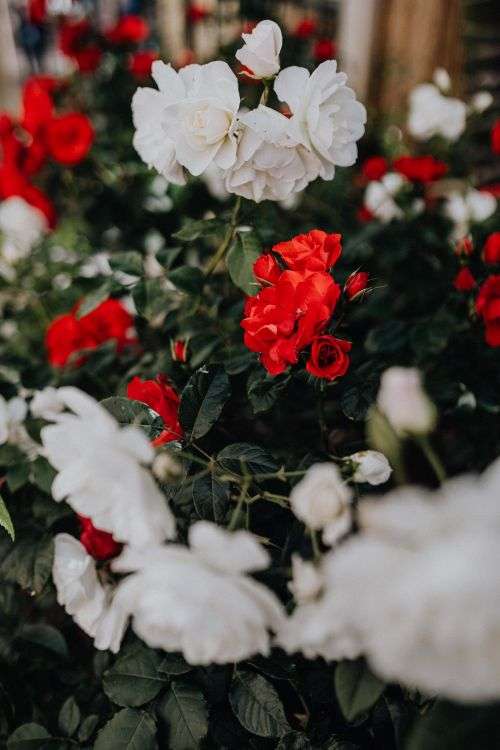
158;653;191;676
30;457;57;495
334;660;385;722
78;715;99;743
1;535;54;593
6;463;30;493
77;283;112;318
58;696;80;736
217;443;278;476
191;474;230;522
168;266;204;295
406;700;500;750
7;724;51;749
179;365;231;441
16;624;68;659
366;406;403;480
101;397;164;442
227;232;262;295
94;709;157;750
0;495;14;540
159;680;208;750
103;647;166;707
229;670;290;738
365;321;407;355
109;252;143;276
247;370;290;414
276;732;313;749
172;218;221;242
341;381;377;422
132;278;168;322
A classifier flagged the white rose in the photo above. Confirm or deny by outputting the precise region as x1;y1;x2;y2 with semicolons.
377;367;436;436
444;188;497;239
348;451;392;486
470;91;493;113
225;105;320;203
0;197;48;277
288;555;323;604
364;172;406;223
433;67;451;92
235;20;282;79
289;463;353;546
407;83;466;142
274;62;366;179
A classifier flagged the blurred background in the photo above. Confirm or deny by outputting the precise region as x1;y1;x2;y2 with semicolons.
0;0;499;179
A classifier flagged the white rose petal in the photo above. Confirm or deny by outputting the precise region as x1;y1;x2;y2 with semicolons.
288;555;323;604
30;387;65;421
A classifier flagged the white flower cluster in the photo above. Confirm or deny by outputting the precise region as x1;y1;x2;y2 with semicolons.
132;20;366;203
279;456;500;703
0;197;48;280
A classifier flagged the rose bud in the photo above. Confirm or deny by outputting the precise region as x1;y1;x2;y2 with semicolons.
235;20;282;79
171;339;188;363
345;271;369;300
253;253;282;284
454;236;474;257
347;450;392;485
483;232;500;265
78;515;121;561
453;267;476;292
377;367;437;436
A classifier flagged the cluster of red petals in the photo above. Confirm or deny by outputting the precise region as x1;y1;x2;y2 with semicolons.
306;335;351;380
476;275;500;347
78;515;121;561
360;156;388;182
58;20;102;73
483;233;500;265
242;230;353;378
491;120;500;156
129;50;158;79
106;15;149;45
393;155;448;182
45;299;135;368
313;39;336;62
127;375;182;446
454;267;476;292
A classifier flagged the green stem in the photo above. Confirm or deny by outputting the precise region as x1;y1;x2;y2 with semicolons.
416;436;447;485
310;528;321;561
228;478;250;531
204;196;241;277
316;384;329;450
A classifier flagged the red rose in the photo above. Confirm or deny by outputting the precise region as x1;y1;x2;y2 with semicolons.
273;230;342;273
476;275;500;346
253;253;282;285
78;515;121;561
294;19;317;39
306;335;351;380
46;298;135;367
129;50;158;79
483;233;500;264
46;114;94;166
186;4;210;23
491;120;500;155
170;339;188;363
361;156;388;181
242;269;341;375
127;375;182;445
453;267;476;291
345;271;369;300
106;15;149;45
21;78;54;137
28;0;46;24
393;155;447;183
58;20;102;73
313;39;336;62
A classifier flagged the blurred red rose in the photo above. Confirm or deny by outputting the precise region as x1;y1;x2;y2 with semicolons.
46;114;94;166
476;275;500;346
361;156;388;181
357;206;374;223
273;230;342;273
306;335;351;380
78;515;121;560
491;120;500;155
313;38;336;62
453;267;476;291
345;271;369;299
127;375;182;445
129;50;158;78
294;19;317;38
28;0;46;24
59;20;102;73
393;155;447;182
106;15;149;45
186;4;210;23
483;233;500;264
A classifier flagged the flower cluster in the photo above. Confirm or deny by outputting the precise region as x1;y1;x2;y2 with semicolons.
132;19;366;203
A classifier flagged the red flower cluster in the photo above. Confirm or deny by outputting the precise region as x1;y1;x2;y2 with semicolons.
45;298;135;367
59;20;102;73
127;375;182;446
78;515;121;561
106;15;149;45
0;77;94;225
242;230;352;379
360;155;447;183
476;276;500;346
129;50;158;79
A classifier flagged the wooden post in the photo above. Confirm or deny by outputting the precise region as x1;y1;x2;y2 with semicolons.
0;0;21;111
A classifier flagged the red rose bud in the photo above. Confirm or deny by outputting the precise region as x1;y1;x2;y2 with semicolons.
253;253;282;285
483;233;500;265
171;339;188;363
273;230;342;273
454;236;474;257
453;267;476;292
78;515;121;561
345;271;369;300
306;335;351;381
313;38;336;62
129;50;158;79
491;120;500;156
127;375;182;445
106;15;149;44
46;113;94;166
294;19;317;38
393;155;447;183
476;275;500;347
361;156;388;181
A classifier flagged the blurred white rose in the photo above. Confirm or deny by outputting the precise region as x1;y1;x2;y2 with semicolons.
288;555;323;604
364;172;406;223
470;91;493;113
444;188;497;239
235;20;282;79
407;83;466;141
0;197;48;278
348;451;392;485
289;463;353;545
433;67;451;92
0;395;28;446
275;61;366;179
377;367;436;436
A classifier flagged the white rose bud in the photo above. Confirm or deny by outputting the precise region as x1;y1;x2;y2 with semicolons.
348;450;392;486
153;451;183;481
470;91;493;114
235;20;282;79
288;555;323;604
377;367;437;436
289;463;353;546
433;67;451;92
